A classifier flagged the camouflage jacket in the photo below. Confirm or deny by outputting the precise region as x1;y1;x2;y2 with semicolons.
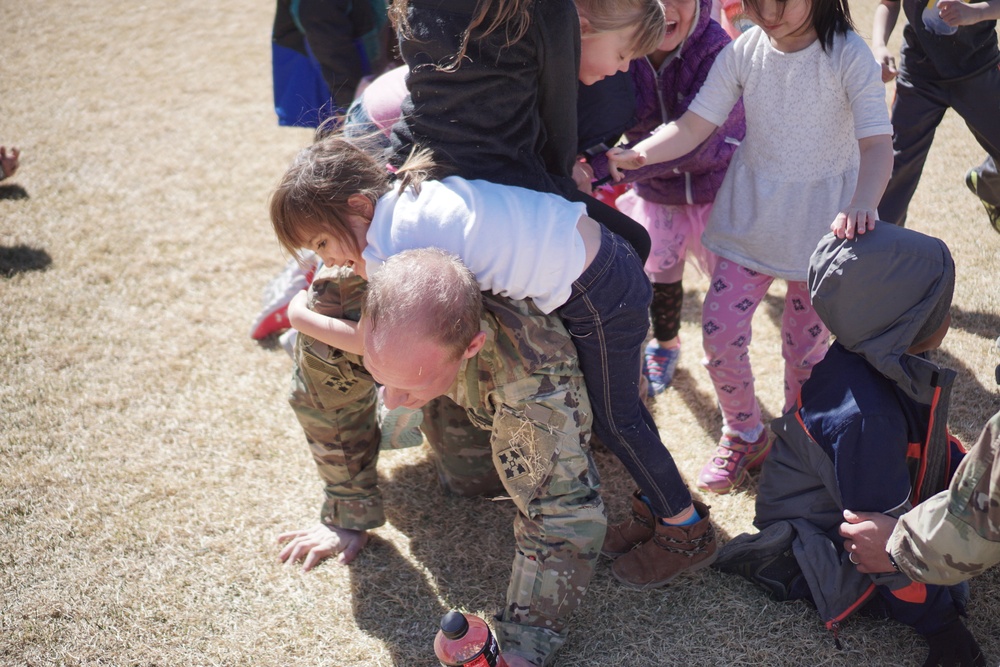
290;265;605;666
890;410;1000;585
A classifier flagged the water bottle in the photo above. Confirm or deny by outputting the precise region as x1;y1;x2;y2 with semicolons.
922;0;958;35
433;610;510;667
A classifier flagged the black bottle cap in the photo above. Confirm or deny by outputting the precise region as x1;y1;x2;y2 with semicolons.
440;610;469;640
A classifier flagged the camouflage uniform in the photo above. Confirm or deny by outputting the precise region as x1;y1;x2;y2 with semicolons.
288;264;606;666
890;409;1000;586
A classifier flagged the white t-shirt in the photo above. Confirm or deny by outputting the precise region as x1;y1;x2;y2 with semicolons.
688;28;893;280
363;176;589;313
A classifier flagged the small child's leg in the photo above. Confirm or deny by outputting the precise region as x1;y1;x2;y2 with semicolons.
878;79;948;226
780;280;831;413
701;259;772;438
645;281;684;395
698;260;774;494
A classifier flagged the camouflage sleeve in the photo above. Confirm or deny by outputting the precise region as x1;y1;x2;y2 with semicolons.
889;410;1000;585
286;265;386;531
487;371;606;667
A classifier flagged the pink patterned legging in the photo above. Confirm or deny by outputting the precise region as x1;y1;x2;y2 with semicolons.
701;259;831;438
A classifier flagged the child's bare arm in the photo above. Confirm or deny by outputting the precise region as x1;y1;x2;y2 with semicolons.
938;0;1000;26
287;290;364;355
872;0;901;82
831;134;894;239
605;111;718;182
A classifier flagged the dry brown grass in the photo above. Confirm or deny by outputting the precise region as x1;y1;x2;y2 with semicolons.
1;1;998;666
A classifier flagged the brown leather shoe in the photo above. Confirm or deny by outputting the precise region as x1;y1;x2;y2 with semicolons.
601;490;655;558
611;501;718;589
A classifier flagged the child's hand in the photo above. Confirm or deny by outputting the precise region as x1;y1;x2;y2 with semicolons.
606;147;646;182
937;0;983;27
831;207;877;239
572;158;594;195
0;146;20;180
872;45;897;83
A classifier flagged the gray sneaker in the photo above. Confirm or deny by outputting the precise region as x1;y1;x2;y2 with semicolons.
713;521;808;601
965;168;1000;235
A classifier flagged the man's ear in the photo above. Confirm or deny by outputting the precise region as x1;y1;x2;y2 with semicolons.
347;193;374;221
462;331;487;360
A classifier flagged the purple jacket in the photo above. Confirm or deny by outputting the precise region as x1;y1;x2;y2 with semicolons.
591;0;746;205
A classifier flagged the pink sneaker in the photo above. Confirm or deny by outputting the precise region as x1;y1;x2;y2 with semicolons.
697;429;773;494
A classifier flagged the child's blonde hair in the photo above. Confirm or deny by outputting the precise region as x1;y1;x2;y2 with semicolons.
269;136;438;262
576;0;666;58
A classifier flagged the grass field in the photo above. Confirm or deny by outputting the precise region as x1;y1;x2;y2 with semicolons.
2;1;998;665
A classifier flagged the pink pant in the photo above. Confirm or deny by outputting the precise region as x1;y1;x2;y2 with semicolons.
701;259;830;438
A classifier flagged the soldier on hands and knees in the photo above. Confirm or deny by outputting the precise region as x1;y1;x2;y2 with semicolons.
276;249;605;667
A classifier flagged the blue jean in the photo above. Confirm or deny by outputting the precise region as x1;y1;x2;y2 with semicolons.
559;224;693;517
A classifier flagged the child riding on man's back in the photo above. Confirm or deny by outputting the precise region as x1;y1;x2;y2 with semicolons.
270;135;720;591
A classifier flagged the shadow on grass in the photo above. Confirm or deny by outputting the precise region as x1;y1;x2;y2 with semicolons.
0;183;29;200
0;244;51;277
349;453;514;665
348;526;450;666
932;348;1000;444
950;303;1000;342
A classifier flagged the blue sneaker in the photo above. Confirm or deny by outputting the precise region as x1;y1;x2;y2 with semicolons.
643;342;680;397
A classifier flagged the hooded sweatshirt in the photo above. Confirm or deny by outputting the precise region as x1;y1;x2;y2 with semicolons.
753;223;963;637
589;0;746;205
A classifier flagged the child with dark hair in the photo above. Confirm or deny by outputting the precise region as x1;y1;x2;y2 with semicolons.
270;135;720;591
607;0;894;493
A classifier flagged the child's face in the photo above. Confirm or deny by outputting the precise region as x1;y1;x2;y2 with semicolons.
363;333;468;410
746;0;815;51
305;215;369;277
658;0;698;54
579;26;636;85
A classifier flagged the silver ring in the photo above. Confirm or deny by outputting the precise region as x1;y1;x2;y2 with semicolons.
849;552;859;565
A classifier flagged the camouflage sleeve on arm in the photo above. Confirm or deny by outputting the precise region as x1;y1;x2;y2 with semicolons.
286;265;386;531
890;410;1000;585
487;372;606;667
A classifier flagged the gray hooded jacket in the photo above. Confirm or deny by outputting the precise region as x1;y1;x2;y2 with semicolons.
753;224;960;635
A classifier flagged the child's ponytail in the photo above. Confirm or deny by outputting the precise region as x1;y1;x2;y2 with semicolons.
393;145;443;195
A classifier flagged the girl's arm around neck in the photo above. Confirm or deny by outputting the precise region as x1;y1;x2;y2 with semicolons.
287;290;365;355
606;110;717;181
830;134;894;239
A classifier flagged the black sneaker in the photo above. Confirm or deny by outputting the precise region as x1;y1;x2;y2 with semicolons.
713;522;809;602
965;168;1000;235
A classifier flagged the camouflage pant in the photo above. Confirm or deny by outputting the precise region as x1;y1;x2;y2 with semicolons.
288;265;606;666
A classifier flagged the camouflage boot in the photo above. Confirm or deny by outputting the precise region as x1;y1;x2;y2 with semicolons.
611;501;717;589
601;490;655;558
